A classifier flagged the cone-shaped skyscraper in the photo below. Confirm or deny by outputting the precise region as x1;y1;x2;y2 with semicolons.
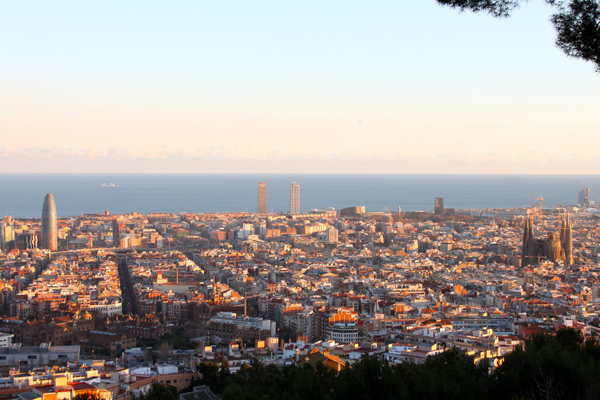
41;193;58;251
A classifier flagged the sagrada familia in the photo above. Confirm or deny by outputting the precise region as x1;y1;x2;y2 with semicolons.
522;213;573;267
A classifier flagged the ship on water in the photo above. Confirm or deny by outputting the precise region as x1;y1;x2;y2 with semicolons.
101;183;116;187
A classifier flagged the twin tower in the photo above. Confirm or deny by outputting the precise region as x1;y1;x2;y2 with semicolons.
258;182;300;215
40;182;302;251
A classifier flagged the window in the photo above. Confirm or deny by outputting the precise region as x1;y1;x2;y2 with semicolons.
28;355;37;360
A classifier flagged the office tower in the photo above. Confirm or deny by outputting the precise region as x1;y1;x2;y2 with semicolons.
18;233;38;250
579;188;590;208
290;182;300;215
1;222;14;250
41;193;58;251
434;197;444;215
258;182;267;214
522;215;536;266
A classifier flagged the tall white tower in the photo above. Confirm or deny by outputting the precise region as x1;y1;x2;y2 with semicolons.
290;182;300;215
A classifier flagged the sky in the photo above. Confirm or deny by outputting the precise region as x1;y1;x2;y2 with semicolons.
1;1;599;174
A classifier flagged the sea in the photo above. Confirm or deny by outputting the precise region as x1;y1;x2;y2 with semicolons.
0;174;598;219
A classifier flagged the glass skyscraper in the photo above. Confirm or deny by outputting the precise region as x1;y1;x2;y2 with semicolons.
41;193;58;251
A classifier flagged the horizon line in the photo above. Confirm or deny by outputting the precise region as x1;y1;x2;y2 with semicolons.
0;172;598;176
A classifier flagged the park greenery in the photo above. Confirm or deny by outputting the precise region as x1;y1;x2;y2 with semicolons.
436;0;600;72
189;328;600;400
131;382;178;400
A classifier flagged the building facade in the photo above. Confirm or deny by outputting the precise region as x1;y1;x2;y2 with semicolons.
330;323;358;344
0;343;80;367
579;188;590;208
258;182;267;214
290;182;300;215
434;197;444;216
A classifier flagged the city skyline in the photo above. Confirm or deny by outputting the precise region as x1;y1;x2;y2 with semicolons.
1;1;598;174
1;0;599;390
0;174;596;219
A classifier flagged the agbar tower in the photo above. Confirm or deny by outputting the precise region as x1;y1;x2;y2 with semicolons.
41;193;58;251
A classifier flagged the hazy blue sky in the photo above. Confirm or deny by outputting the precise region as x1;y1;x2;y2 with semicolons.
1;1;599;173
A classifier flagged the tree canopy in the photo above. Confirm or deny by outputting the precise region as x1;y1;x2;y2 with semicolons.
437;0;600;72
193;328;600;400
131;382;177;400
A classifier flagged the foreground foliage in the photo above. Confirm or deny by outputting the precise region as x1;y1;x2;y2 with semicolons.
131;382;178;400
437;0;600;72
192;328;600;400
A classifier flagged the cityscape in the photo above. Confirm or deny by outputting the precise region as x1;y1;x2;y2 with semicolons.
0;183;599;399
2;0;600;399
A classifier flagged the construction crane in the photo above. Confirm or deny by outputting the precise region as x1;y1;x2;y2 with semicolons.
243;291;272;316
535;197;544;221
557;203;563;219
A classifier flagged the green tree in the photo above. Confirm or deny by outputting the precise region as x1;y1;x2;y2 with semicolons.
221;384;250;400
491;328;600;400
248;357;266;384
73;393;99;400
417;348;490;400
333;354;398;400
155;341;173;362
220;349;231;380
131;382;177;400
436;0;600;72
197;361;222;392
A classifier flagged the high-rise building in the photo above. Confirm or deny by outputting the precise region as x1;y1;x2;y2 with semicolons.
41;193;58;251
579;188;590;209
258;182;267;214
434;197;444;215
325;227;338;243
1;222;14;250
290;182;300;215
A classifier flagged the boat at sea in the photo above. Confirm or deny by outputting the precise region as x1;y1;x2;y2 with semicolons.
101;183;116;187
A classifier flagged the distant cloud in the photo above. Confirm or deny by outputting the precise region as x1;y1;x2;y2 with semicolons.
1;145;598;174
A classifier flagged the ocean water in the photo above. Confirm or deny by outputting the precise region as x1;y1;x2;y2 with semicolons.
0;174;598;218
